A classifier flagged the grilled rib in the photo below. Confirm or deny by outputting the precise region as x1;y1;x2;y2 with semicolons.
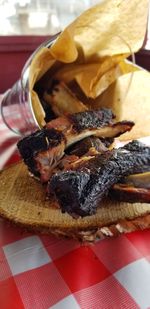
49;141;150;217
109;171;150;203
46;136;112;188
110;185;150;203
18;108;134;182
66;136;114;157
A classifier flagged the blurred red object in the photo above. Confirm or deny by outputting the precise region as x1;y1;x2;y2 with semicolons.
0;35;50;93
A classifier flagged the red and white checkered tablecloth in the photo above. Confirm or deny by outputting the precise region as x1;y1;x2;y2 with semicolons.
1;96;150;309
0;96;20;170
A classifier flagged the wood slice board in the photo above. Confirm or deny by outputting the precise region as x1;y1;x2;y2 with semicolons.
0;162;150;241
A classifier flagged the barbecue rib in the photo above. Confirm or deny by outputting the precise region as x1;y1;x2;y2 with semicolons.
66;136;113;157
110;171;150;203
18;108;134;182
110;184;150;203
50;141;150;217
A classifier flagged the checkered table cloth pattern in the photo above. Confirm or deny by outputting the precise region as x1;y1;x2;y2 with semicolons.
0;97;20;170
1;223;150;309
1;97;150;309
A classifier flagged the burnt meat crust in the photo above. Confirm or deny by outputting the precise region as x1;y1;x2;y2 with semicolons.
17;128;65;176
66;136;112;157
50;141;150;217
69;108;115;132
110;185;150;203
18;108;133;181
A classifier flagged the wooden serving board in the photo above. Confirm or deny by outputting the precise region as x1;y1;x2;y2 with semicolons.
0;162;150;241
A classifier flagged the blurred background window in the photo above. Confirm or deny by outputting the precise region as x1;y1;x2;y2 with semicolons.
0;0;102;92
0;0;149;47
0;0;101;35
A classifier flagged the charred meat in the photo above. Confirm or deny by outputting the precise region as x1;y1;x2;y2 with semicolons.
49;141;150;217
18;128;65;178
110;184;150;203
66;136;114;157
110;171;150;203
18;108;134;182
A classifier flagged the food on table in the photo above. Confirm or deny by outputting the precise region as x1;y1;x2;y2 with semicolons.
110;184;150;203
49;141;150;217
110;172;150;203
18;108;133;182
15;0;150;241
65;136;114;157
